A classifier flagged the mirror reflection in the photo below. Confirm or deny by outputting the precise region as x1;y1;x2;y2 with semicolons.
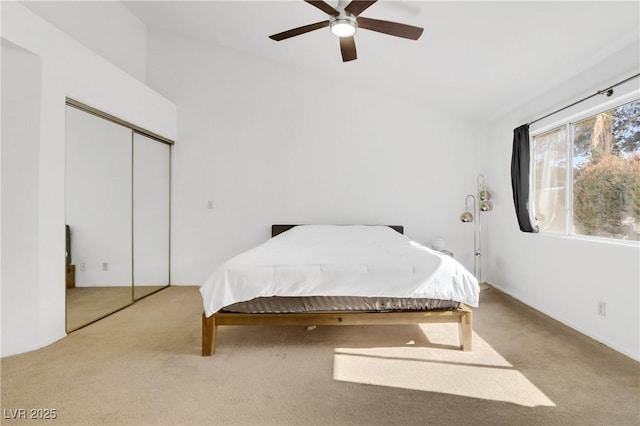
133;132;170;300
65;104;171;332
65;106;133;331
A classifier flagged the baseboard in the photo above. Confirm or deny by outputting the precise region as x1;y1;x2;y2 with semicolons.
485;281;639;362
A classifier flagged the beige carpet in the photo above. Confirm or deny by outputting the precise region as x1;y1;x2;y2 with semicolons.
66;286;169;332
2;286;638;425
66;287;133;332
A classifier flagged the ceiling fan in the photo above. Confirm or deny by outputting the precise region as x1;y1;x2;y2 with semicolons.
269;0;424;62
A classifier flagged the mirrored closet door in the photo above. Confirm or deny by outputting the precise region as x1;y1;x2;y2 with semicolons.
65;103;171;332
133;132;170;300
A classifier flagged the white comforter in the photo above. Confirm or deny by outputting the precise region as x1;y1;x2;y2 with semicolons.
200;225;479;316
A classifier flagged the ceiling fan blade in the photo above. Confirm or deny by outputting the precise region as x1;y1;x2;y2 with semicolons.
339;36;357;62
304;0;339;16
357;17;424;40
269;21;330;41
344;1;377;17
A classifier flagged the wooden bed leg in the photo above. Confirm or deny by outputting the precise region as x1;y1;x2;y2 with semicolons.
458;307;473;351
202;313;216;356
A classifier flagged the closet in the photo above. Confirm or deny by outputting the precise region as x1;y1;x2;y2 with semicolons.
65;101;171;332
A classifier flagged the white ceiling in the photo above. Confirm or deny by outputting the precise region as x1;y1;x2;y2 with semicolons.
125;1;638;121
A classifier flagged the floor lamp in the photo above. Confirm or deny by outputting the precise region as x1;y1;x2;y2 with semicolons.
460;174;493;281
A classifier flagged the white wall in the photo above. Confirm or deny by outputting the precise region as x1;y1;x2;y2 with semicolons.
133;133;171;286
20;0;147;82
146;30;487;285
486;41;640;361
1;40;43;356
66;106;133;287
0;2;176;357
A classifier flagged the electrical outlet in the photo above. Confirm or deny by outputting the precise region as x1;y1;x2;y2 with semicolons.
80;262;86;272
102;262;109;271
597;301;606;317
207;200;213;209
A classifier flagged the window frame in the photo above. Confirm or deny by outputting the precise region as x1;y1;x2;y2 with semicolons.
529;90;640;244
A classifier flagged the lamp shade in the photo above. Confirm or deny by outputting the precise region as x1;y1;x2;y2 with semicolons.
460;211;474;222
479;190;491;201
480;200;493;212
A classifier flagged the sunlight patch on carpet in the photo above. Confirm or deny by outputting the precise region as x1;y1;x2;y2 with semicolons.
333;324;555;407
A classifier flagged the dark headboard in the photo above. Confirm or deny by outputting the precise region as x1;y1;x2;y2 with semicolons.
271;224;404;238
65;224;71;266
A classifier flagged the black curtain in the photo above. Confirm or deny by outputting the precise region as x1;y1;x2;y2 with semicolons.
511;124;538;233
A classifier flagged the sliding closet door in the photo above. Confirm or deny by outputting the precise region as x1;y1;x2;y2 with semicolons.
65;106;133;331
133;132;170;300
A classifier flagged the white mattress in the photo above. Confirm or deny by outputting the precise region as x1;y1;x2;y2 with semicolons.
200;225;479;317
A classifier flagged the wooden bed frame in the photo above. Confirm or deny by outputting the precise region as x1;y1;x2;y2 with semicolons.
201;225;473;356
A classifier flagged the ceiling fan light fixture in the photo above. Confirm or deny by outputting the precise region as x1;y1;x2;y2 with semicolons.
330;17;357;37
268;0;424;62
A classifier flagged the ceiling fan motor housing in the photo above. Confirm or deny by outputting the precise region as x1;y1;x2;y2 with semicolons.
330;12;357;37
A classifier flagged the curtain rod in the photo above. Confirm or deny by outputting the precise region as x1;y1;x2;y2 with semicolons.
528;72;640;127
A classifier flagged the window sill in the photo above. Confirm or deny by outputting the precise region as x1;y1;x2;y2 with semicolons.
537;232;640;248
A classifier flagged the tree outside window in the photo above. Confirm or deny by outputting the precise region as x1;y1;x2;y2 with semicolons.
533;99;640;241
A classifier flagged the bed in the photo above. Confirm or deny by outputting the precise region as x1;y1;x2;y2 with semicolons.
200;224;479;356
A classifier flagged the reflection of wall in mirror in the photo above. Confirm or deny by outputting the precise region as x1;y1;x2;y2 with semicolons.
65;106;133;287
133;133;170;287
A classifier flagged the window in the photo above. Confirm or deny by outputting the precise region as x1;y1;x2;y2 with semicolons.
532;99;640;241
